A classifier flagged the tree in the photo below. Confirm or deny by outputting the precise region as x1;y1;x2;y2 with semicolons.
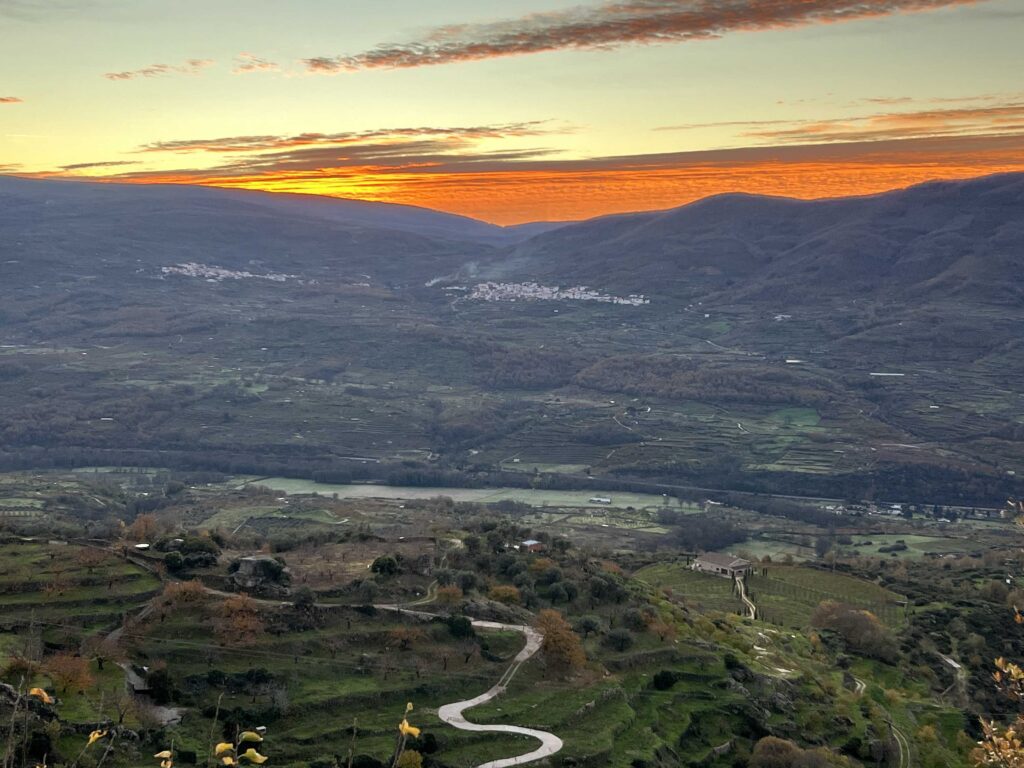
356;580;380;603
370;556;399;576
388;627;426;650
535;609;586;675
44;652;94;693
292;586;316;611
127;513;159;542
648;619;677;642
574;616;601;639
814;536;833;558
214;594;266;647
547;583;569;603
162;579;206;605
74;547;109;573
622;607;652;632
603;628;634;652
455;571;479;593
810;601;897;663
164;551;185;572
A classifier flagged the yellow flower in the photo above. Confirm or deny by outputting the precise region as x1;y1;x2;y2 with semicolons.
161;760;174;768
239;748;268;764
28;688;54;705
399;719;421;738
154;751;173;760
238;731;263;744
405;702;414;714
87;730;107;747
215;743;235;756
222;758;237;766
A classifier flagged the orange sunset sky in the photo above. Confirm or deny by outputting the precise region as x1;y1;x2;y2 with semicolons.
2;0;1023;224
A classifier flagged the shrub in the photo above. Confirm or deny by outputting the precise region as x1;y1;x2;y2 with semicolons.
446;616;475;639
489;585;521;605
370;555;399;576
652;670;682;690
810;601;898;663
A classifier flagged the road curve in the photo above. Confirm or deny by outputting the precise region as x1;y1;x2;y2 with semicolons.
98;544;564;768
380;609;564;768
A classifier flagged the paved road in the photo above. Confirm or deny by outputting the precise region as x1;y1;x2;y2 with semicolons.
102;543;563;768
736;577;756;620
380;608;563;768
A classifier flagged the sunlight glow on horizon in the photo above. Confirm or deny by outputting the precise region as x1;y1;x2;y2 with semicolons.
2;0;1022;223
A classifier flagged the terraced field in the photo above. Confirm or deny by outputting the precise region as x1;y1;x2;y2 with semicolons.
634;561;906;628
0;540;161;631
126;600;550;768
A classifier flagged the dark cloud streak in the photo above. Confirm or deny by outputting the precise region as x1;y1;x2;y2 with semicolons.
304;0;987;73
136;122;559;153
60;159;137;171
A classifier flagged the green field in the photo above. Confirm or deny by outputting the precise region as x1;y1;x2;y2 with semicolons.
841;533;982;558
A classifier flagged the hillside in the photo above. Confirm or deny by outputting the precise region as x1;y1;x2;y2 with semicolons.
494;173;1024;304
0;173;1021;505
0;176;504;290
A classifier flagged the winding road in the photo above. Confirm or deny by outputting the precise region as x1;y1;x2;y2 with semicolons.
376;606;564;768
103;541;564;768
735;576;756;620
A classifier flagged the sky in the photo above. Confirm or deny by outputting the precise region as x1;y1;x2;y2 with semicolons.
2;0;1023;224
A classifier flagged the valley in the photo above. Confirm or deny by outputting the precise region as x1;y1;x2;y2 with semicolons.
2;174;1021;510
1;173;1023;768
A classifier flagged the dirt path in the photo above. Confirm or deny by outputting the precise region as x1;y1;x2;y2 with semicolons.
890;721;911;768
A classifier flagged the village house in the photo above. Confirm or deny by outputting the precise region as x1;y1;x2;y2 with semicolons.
693;552;752;579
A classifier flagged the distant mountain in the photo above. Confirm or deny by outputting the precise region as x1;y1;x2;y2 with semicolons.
0;175;510;287
495;173;1024;304
4;173;1022;304
0;175;548;246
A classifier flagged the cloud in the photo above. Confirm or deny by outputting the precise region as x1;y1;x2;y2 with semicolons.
656;99;1024;144
0;96;24;104
303;0;985;73
233;53;279;75
744;103;1024;143
104;58;213;80
136;122;558;154
119;137;559;181
60;159;137;171
72;129;1024;224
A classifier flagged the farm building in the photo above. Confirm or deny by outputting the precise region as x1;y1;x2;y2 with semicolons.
520;539;545;553
693;552;752;579
589;496;612;504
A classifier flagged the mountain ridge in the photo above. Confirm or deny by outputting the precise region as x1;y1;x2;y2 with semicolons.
489;171;1024;304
